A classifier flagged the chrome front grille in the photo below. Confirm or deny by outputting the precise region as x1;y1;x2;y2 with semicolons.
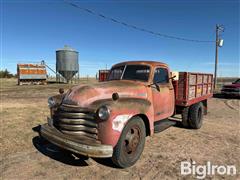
53;104;98;140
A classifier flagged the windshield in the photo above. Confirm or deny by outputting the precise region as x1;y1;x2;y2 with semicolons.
108;65;150;82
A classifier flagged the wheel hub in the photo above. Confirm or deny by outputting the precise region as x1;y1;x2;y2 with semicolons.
124;127;141;154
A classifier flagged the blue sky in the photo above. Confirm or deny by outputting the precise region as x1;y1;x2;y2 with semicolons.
1;0;239;77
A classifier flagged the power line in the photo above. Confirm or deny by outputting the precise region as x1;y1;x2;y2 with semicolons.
64;1;215;43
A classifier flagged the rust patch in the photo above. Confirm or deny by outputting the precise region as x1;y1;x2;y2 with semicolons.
90;97;151;114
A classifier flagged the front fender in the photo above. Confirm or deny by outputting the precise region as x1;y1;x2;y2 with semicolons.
95;98;152;147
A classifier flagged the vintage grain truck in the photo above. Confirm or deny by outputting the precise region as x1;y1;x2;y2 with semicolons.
40;61;213;168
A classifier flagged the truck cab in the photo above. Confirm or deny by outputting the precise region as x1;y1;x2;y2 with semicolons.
40;61;213;168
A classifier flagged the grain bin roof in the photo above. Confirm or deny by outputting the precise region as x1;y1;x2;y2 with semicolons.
56;45;77;52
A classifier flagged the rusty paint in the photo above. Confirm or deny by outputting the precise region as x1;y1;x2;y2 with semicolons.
52;94;66;105
42;60;213;157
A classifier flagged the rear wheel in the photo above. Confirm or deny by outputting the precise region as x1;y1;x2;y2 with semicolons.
181;107;190;128
188;102;204;129
112;116;146;168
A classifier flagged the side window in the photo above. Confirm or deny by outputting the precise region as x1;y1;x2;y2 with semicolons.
153;68;169;84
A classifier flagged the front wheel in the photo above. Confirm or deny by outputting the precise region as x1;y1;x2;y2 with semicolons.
112;116;146;168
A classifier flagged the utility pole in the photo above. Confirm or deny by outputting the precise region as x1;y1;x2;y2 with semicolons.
214;24;224;90
214;25;219;90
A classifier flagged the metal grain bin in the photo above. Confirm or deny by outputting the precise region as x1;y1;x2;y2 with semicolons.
56;45;79;83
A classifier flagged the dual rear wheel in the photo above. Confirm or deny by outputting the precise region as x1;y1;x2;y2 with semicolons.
182;102;204;129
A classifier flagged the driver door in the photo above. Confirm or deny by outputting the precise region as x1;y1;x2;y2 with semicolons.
151;67;174;121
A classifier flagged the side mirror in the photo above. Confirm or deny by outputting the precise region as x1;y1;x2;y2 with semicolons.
169;75;176;80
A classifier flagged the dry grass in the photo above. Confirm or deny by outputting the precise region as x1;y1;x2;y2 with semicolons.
0;78;239;179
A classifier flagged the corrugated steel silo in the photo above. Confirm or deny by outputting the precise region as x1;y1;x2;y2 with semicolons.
56;45;79;83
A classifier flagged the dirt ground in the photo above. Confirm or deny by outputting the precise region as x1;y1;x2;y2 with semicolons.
1;78;239;179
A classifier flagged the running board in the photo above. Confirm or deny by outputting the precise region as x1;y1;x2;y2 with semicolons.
154;119;176;133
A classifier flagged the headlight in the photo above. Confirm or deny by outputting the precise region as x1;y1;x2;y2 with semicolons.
97;106;110;120
48;97;56;108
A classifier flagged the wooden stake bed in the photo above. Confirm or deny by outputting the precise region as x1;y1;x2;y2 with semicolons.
173;72;213;107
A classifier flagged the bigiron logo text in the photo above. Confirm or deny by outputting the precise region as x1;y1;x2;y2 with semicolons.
180;161;237;179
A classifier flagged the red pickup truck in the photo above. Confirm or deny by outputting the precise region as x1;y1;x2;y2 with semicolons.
40;61;213;168
221;79;240;97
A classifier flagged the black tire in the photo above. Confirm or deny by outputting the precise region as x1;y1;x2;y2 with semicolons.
188;102;204;129
112;116;146;168
181;107;190;128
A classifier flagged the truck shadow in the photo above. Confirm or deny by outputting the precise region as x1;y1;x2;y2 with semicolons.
32;126;89;166
92;158;119;168
32;136;89;166
32;125;118;168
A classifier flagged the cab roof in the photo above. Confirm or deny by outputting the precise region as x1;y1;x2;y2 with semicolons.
112;60;168;68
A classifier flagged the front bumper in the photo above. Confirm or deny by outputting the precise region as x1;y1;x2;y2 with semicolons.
40;123;113;158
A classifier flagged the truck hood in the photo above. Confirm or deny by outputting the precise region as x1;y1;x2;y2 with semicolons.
62;80;148;108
